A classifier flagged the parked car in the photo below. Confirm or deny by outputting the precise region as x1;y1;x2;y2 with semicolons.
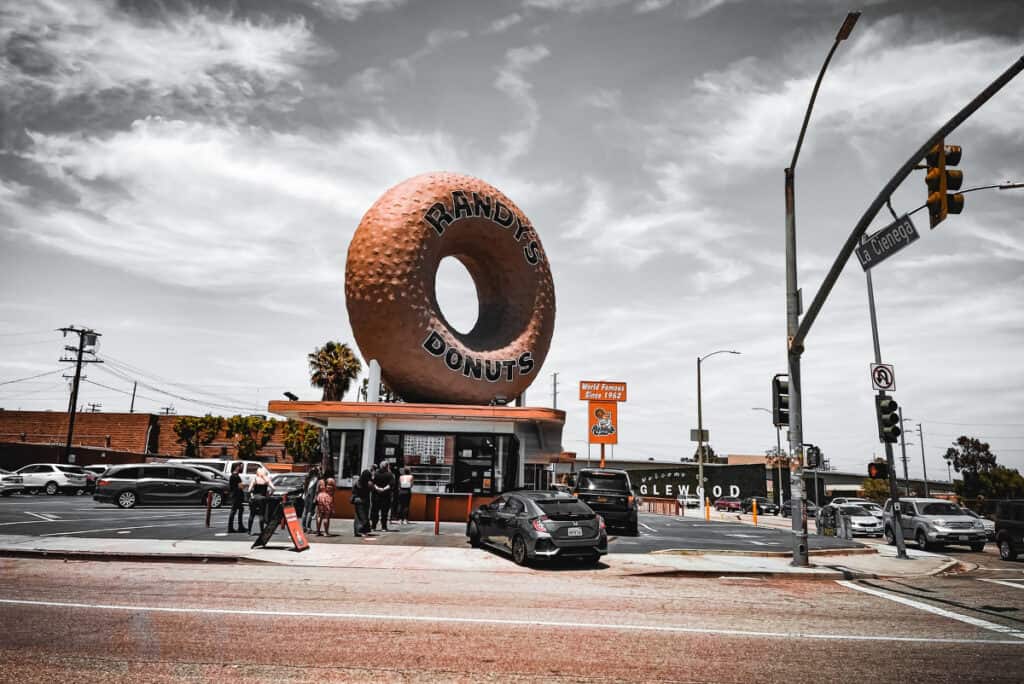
961;507;996;540
571;468;639;535
994;499;1024;561
714;496;742;512
187;464;229;481
550;483;572;495
15;463;89;495
835;504;884;536
0;468;25;496
741;496;779;515
94;464;229;509
467;491;608;566
780;499;819;518
175;459;265;485
270;473;309;519
883;497;986;551
859;501;885;519
830;497;870;506
677;495;701;509
83;464;109;477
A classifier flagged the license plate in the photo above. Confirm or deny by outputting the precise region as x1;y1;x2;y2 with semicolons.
596;496;607;503
958;535;968;541
567;527;583;537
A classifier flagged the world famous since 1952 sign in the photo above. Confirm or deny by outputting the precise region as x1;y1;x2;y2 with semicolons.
345;172;555;405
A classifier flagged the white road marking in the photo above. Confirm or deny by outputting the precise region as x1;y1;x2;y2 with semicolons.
0;597;1020;645
639;522;657;533
0;513;209;527
116;531;131;535
23;512;51;521
978;578;1024;590
39;522;202;537
837;580;1024;640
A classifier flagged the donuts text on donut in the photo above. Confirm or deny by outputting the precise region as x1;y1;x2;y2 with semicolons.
423;191;543;266
421;330;535;382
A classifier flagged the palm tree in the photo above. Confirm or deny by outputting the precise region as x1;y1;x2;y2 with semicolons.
308;341;362;401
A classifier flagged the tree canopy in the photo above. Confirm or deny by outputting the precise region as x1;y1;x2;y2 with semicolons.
225;415;277;460
860;477;889;502
308;341;362;401
172;414;224;458
282;419;322;464
944;436;997;475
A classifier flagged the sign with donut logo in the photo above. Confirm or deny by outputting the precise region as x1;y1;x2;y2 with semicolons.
588;401;618;445
345;172;555;406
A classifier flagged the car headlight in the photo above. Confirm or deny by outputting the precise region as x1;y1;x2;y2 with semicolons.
931;519;946;527
973;521;984;529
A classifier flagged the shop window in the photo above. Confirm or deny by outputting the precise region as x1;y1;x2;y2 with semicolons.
453;434;497;495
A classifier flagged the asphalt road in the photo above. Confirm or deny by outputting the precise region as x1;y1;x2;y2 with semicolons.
1;555;1022;681
0;494;863;554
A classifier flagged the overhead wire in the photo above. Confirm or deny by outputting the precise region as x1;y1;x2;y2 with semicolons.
0;368;65;386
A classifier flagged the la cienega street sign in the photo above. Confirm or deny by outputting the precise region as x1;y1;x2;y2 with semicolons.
855;214;919;271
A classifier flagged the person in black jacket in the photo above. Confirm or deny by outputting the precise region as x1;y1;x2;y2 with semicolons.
227;463;245;533
352;469;372;537
371;463;395;531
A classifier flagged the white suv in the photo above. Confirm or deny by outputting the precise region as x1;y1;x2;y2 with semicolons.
15;463;89;495
175;459;265;486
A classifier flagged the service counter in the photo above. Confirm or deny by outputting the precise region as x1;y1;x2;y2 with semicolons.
331;488;496;523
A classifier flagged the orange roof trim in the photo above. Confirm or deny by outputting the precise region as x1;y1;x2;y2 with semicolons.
268;401;565;425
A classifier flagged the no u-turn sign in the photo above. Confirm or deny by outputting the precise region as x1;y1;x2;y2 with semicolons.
871;363;895;392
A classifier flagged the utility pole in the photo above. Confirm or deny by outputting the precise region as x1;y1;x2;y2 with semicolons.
552;372;559;409
58;326;102;464
87;402;102;413
917;423;929;496
129;381;137;413
898;406;910;493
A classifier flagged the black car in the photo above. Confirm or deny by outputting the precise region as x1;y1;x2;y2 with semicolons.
780;499;819;518
467;491;608;566
270;473;309;518
94;464;229;509
572;468;639;535
741;496;779;515
995;499;1024;561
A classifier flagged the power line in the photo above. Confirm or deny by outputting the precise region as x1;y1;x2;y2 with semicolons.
96;364;264;414
0;368;64;386
99;355;263;408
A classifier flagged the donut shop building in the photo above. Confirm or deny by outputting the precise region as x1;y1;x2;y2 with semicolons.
267;400;565;499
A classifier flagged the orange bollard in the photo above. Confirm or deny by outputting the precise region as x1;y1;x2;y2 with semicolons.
753;499;758;527
705;497;710;521
466;493;474;522
434;495;441;536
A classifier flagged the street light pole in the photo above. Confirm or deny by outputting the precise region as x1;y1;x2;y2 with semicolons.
917;423;929;497
696;350;740;506
785;11;860;567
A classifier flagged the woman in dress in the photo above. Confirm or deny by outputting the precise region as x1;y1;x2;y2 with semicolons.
247;465;275;534
315;477;336;536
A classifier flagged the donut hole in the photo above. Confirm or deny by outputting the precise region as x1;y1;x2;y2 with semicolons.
434;256;479;335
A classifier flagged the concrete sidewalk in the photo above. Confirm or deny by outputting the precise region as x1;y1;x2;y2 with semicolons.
0;533;958;579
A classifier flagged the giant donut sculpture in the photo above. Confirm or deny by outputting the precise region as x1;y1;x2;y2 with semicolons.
345;172;555;405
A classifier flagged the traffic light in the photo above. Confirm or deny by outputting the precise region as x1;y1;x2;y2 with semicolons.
771;374;789;427
925;140;964;228
868;461;889;479
805;445;821;469
875;394;901;443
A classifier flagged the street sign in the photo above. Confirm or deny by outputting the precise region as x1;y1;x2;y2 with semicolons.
855;214;919;271
871;363;895;391
690;428;709;442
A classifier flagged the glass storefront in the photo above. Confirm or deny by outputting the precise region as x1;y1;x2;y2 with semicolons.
328;429;364;484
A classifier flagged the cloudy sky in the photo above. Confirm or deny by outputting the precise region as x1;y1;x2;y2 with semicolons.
1;0;1023;478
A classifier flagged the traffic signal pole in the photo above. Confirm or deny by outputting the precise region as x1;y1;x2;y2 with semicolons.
864;258;908;559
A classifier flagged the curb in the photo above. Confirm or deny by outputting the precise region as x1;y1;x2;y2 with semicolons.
620;568;848;580
0;548;240;564
650;547;870;558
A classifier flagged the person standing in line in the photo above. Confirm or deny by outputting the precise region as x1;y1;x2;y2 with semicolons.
351;469;372;537
227;463;245;533
397;467;414;525
302;466;320;532
316;477;337;536
247;465;275;535
371;462;395;531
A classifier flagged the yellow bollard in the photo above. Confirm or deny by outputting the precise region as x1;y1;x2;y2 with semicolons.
705;497;710;521
753;499;758;527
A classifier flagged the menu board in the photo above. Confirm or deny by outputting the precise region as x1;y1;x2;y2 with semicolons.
404;434;445;465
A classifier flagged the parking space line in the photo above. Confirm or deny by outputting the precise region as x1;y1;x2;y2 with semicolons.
39;522;205;537
23;512;51;521
0;596;1021;645
639;522;657;533
837;580;1024;640
978;579;1024;590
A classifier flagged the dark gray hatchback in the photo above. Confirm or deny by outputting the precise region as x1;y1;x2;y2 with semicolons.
467;491;608;566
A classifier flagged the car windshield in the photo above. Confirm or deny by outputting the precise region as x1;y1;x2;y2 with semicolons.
577;472;630;492
273;475;305;487
536;499;593;518
920;502;962;516
841;506;871;516
57;466;86;474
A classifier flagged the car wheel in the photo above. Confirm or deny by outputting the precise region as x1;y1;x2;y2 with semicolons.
999;540;1018;561
970;542;985;552
208;491;223;508
884;526;895;545
116;491;138;509
44;481;59;496
916;529;930;551
511;535;529;566
468;521;481;548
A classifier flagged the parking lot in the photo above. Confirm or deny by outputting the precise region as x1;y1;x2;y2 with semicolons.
0;492;864;554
